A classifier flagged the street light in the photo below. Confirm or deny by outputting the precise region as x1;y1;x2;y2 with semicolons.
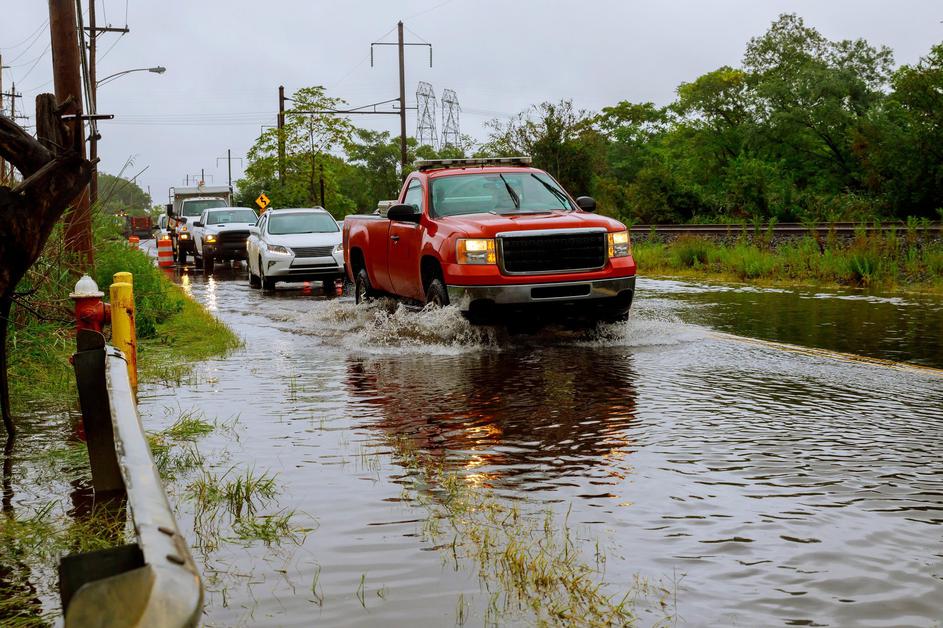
96;66;166;88
89;65;166;205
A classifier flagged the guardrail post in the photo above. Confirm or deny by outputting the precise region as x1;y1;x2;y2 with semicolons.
110;274;137;392
72;329;125;494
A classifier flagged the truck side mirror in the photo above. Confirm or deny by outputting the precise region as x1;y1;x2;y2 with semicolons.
166;203;175;217
576;196;596;212
192;221;203;228
248;226;260;236
387;204;421;223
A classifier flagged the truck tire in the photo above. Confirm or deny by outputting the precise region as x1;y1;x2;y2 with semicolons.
425;278;449;308
248;265;261;288
354;268;376;305
322;278;337;296
203;253;214;274
175;243;186;264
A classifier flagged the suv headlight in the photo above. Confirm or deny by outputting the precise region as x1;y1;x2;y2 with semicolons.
607;231;631;258
267;244;292;256
457;238;496;265
332;243;343;255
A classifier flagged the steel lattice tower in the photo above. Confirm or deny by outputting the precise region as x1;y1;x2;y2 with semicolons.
416;81;438;149
441;88;461;149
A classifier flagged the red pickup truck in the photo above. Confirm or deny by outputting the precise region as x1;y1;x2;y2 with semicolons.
342;157;636;324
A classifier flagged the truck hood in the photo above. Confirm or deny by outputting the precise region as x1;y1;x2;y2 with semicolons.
204;222;256;234
436;211;624;237
266;232;341;248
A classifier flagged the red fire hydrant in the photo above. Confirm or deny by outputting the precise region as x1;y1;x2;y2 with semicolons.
69;274;111;334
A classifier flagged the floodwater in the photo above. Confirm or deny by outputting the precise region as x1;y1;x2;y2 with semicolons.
6;264;943;626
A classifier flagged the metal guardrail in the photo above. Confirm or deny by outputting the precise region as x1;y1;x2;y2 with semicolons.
629;221;943;236
62;329;202;627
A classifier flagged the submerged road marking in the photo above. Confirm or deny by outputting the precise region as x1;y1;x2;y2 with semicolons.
709;331;943;378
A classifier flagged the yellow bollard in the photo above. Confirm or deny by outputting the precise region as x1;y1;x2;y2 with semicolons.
113;271;132;286
109;279;138;393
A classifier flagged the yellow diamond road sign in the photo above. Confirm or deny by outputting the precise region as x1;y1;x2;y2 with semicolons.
255;193;270;210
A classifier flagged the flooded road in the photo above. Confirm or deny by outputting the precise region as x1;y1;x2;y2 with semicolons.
127;266;943;627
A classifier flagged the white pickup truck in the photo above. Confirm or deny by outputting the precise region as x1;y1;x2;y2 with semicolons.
190;207;259;273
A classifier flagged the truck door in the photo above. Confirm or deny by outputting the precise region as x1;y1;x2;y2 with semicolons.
388;179;424;300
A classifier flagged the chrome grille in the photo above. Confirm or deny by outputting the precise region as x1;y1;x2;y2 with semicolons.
291;245;334;257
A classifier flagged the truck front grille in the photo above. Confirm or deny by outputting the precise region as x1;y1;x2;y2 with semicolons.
500;232;606;274
218;230;249;245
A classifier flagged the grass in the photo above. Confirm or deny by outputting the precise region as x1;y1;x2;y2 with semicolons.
387;435;678;627
633;230;943;292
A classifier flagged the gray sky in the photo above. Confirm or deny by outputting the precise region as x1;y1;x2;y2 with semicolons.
2;1;941;205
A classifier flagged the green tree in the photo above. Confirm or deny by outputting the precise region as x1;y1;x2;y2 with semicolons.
97;172;152;216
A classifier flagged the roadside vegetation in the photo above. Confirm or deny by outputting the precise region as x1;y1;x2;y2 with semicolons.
633;224;943;291
9;212;239;412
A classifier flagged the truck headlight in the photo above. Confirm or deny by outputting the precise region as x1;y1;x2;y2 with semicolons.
457;238;496;265
179;233;189;240
267;244;292;256
205;235;217;243
607;230;631;258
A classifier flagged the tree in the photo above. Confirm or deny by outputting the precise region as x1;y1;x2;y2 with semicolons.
0;95;93;436
481;100;601;195
96;173;151;216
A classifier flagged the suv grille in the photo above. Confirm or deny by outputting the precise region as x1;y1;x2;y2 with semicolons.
291;245;334;258
500;232;606;274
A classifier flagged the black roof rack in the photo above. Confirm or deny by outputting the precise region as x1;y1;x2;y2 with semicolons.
415;156;533;172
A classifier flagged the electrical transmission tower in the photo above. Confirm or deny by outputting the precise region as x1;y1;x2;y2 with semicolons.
441;88;461;149
416;81;438;149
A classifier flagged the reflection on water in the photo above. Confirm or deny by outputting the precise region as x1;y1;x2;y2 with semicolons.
645;277;943;367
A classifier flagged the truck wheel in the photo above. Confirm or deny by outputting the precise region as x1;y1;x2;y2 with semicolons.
425;278;449;308
322;278;337;296
248;266;261;288
203;253;214;274
354;268;375;305
175;244;186;264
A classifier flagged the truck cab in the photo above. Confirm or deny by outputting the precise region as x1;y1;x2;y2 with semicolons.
343;157;636;325
166;185;232;264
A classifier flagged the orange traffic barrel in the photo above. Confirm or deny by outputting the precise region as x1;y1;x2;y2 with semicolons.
128;235;140;250
157;237;174;267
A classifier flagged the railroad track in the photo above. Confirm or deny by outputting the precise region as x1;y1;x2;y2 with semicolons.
629;222;943;236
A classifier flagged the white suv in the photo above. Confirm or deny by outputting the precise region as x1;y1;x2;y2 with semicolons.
246;207;344;292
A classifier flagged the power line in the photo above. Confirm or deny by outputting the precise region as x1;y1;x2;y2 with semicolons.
0;20;49;55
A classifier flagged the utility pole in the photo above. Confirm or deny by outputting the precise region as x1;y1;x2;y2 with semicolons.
0;54;6;183
278;85;286;184
49;0;92;267
216;150;243;193
84;7;128;207
370;22;431;178
397;21;407;173
88;0;97;206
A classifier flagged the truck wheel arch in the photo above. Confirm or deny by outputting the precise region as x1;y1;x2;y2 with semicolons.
349;247;366;274
420;255;444;292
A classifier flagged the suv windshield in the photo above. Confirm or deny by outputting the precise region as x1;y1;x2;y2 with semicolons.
182;199;227;217
206;209;257;224
430;172;573;217
267;212;338;235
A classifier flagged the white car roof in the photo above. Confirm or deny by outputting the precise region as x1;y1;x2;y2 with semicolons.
268;207;330;214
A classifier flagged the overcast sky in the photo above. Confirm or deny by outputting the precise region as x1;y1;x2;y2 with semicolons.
2;1;941;205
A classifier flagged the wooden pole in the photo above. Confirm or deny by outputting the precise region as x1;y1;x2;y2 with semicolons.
49;0;93;268
88;0;98;207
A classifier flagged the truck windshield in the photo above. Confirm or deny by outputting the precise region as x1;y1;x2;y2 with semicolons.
182;199;227;217
206;209;257;224
430;172;573;217
267;213;338;235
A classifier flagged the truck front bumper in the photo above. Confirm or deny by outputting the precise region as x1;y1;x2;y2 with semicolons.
447;275;636;312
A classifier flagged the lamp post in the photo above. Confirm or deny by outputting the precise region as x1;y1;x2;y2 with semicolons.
90;66;166;206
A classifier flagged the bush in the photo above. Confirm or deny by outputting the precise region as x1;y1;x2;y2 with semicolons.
672;236;712;267
94;241;183;338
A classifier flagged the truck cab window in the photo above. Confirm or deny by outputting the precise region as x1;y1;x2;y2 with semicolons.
403;181;423;212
